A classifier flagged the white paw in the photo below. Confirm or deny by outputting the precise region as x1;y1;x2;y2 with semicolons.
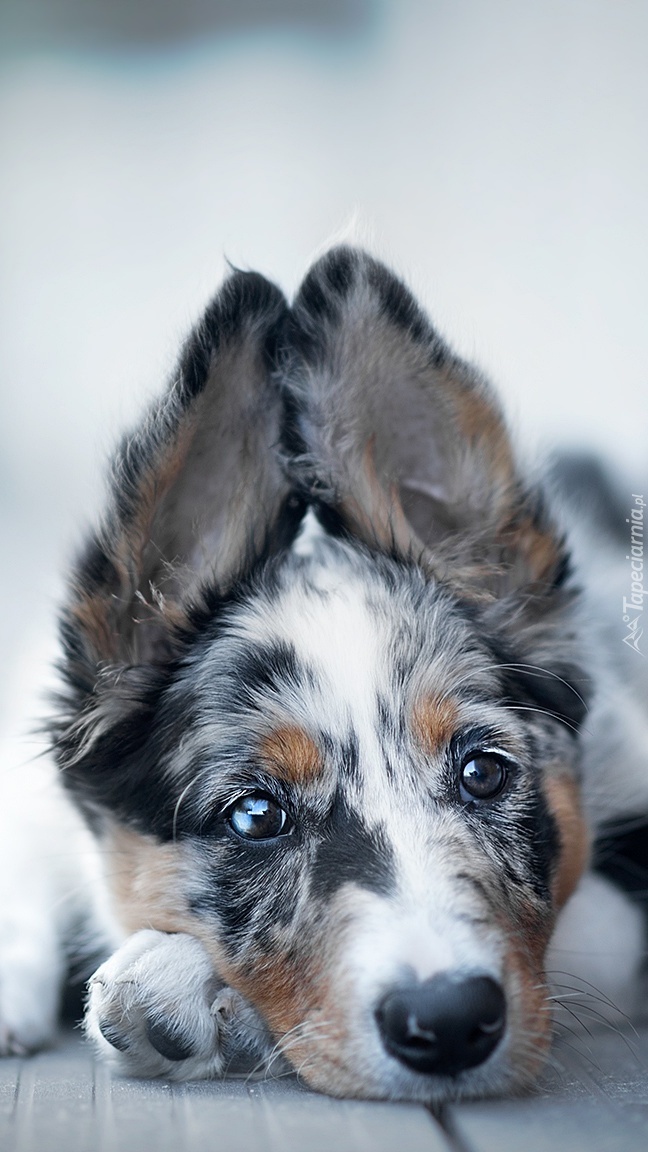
85;930;274;1080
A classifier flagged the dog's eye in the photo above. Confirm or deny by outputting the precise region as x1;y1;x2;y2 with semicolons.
459;754;508;802
227;793;290;840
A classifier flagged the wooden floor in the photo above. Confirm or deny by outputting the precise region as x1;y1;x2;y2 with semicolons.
1;1025;647;1152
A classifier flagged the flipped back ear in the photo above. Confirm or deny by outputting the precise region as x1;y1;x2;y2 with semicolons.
284;247;566;600
65;269;300;676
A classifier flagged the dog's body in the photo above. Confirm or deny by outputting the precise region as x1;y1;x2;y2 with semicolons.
1;248;646;1101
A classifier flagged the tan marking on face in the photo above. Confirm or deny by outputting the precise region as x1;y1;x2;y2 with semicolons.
102;824;199;937
260;726;323;786
504;929;554;1085
545;775;591;909
497;785;586;1091
222;951;315;1036
215;906;366;1097
412;694;459;756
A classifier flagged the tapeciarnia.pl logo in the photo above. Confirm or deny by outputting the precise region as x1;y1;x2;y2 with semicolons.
622;493;645;655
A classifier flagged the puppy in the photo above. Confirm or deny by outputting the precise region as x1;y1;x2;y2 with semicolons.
1;248;646;1101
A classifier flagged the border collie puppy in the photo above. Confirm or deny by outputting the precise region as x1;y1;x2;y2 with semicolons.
1;248;646;1102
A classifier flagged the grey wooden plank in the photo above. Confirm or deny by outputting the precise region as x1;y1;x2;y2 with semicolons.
447;1099;648;1152
447;1026;648;1152
7;1025;648;1152
10;1043;95;1152
112;1073;449;1152
0;1032;450;1152
247;1074;450;1152
0;1057;19;1120
550;1024;648;1105
172;1079;270;1152
94;1063;179;1152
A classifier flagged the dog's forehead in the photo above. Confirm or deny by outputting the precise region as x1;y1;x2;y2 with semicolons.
274;547;496;698
194;541;508;789
263;557;403;725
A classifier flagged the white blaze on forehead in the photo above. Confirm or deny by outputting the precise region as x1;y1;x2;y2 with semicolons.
288;573;385;719
242;558;391;740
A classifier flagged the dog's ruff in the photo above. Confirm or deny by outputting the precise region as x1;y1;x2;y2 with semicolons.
1;248;646;1101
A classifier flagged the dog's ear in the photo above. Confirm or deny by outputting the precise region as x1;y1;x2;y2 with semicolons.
65;269;299;674
285;247;566;600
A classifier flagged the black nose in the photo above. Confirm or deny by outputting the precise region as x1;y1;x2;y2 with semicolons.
376;973;505;1077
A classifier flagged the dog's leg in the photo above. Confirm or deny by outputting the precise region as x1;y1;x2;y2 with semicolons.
85;930;276;1080
0;737;109;1054
0;850;65;1056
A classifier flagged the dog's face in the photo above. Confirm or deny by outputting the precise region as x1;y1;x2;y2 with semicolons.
55;249;590;1101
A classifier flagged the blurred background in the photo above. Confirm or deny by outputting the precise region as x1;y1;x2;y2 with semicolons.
1;0;647;722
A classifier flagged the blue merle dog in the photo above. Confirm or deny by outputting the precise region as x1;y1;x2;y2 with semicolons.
2;247;646;1102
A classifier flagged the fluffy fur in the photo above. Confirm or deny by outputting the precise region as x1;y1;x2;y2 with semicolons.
0;247;646;1102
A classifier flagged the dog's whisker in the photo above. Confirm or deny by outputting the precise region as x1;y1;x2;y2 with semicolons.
545;988;635;1026
545;972;640;1032
450;661;590;716
246;1018;336;1083
549;999;596;1042
550;1027;603;1073
498;702;583;735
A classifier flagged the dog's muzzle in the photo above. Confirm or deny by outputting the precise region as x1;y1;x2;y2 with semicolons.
375;972;506;1077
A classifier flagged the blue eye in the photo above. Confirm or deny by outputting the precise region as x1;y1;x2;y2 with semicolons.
460;754;509;802
227;793;290;840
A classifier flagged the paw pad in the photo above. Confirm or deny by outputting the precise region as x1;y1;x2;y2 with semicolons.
146;1017;196;1062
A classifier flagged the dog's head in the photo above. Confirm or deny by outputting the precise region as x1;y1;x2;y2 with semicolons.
55;248;591;1101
